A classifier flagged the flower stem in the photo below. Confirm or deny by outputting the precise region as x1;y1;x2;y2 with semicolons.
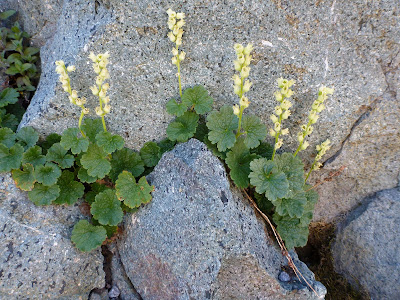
305;161;316;183
271;114;283;161
78;109;86;138
176;47;183;98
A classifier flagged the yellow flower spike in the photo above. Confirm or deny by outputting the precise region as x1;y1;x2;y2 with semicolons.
305;139;332;182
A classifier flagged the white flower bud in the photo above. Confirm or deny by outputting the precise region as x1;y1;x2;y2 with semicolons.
71;90;78;100
270;114;278;123
166;8;176;18
171;57;178;65
243;43;253;56
240;66;250;78
275;106;282;116
274;91;283;102
301;140;309;150
274;122;281;132
168;32;176;42
175;37;182;46
103;96;110;104
242;80;252;93
232;74;241;86
269;128;276;137
178;51;186;61
55;60;65;67
234;60;242;71
176;20;185;28
95;107;103;116
55;65;64;74
298;133;304;143
102;83;109;92
82;107;90;114
281;110;291;119
275;138;283;150
67;65;76;72
172;48;179;56
234;85;241;96
90;86;99;95
234;43;244;55
239;96;250;108
89;52;97;62
232;104;240;116
103;104;111;114
281;128;289;135
176;12;185;19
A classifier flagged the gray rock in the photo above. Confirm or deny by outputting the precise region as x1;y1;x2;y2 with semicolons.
118;139;326;299
0;173;105;299
108;243;141;300
332;188;400;298
15;0;400;223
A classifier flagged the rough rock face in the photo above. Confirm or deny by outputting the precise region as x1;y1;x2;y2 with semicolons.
118;139;326;299
332;188;400;298
5;0;398;223
0;173;105;299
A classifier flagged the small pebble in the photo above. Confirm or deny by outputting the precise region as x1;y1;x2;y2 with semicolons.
278;271;291;282
108;285;120;298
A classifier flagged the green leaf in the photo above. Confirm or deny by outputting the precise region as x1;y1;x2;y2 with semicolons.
140;141;161;167
181;85;213;114
71;220;107;252
193;117;208;141
81;118;104;143
53;170;85;205
16;126;39;150
249;158;289;201
0;10;16;20
85;182;110;204
206;105;238;152
0;143;23;172
28;183;60;206
274;189;307;218
12;163;35;191
1;113;19;131
116;172;154;208
22;145;46;167
0;88;19;108
77;167;98;183
225;138;257;188
299;185;319;227
95;131;124;154
91;189;123;226
273;214;309;249
241;115;267;149
80;143;111;179
254;192;274;214
109;148;144;182
166;99;188;117
40;133;61;154
275;153;305;193
24;47;40;56
34;162;62;186
203;135;227;160
166;111;199;143
0;127;16;147
251;141;273;160
92;219;118;238
158;138;176;155
46;143;75;168
60;128;89;154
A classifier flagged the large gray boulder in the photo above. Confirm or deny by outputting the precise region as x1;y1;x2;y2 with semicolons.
332;187;400;298
0;173;105;299
118;139;326;299
9;0;400;223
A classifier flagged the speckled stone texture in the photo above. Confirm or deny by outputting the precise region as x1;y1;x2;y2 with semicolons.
117;139;326;299
332;188;400;299
0;173;105;299
9;0;399;223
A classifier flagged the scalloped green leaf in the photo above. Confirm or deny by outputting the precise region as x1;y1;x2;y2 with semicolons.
12;163;35;191
34;162;61;186
254;192;274;214
274;189;307;218
225;138;257;188
167;111;199;143
81;118;104;143
1;113;19;131
140;142;161;167
203;135;227;160
299;185;319;227
275;153;305;193
80;143;111;179
53;170;85;205
85;182;110;204
60;128;89;155
193;117;208;142
206;105;238;152
109;148;144;182
91;189;123;226
46;143;75;168
71;220;107;252
249;158;289;201
0;127;16;147
77;167;98;183
28;183;60;205
16;127;39;150
0;143;24;172
242;115;267;149
251;141;273;160
22;145;46;167
95;131;124;154
92;219;118;238
0;88;19;108
166;98;188;117
40;133;62;154
273;214;309;249
181;85;213;115
115;172;154;208
158;138;176;155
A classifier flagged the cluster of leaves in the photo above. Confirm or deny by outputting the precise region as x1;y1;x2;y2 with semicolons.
0;118;165;251
0;10;40;131
165;85;318;249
